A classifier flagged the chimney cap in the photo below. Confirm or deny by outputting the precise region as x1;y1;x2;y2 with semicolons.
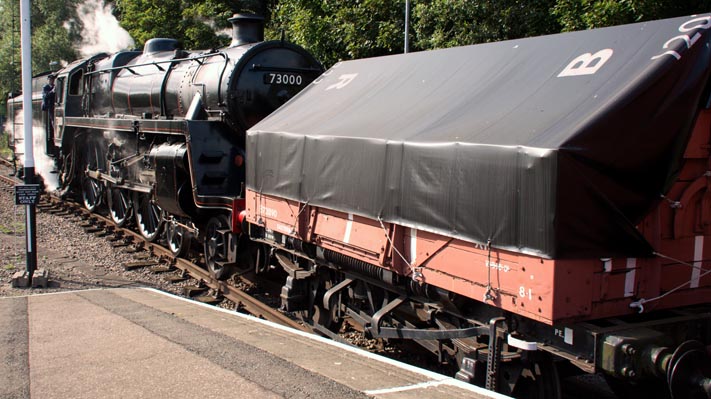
228;13;264;23
228;13;265;47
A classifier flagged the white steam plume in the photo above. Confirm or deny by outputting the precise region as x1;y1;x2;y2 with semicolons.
76;0;135;57
13;108;59;191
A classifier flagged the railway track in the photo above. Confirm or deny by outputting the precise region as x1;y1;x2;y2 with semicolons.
0;158;18;188
60;200;307;331
0;157;307;332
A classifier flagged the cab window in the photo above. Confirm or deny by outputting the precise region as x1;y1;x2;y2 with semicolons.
56;77;65;104
69;70;83;95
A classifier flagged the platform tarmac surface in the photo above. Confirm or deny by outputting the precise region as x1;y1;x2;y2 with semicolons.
0;288;510;399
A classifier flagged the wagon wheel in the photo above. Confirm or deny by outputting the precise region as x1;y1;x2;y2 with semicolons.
107;187;133;227
204;215;234;280
134;193;164;242
297;274;345;337
57;143;76;197
81;141;103;212
166;219;190;257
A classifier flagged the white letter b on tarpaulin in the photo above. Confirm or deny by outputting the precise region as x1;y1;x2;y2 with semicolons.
558;49;614;77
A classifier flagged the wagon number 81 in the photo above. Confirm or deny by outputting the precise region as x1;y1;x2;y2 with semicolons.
265;73;303;86
519;286;533;300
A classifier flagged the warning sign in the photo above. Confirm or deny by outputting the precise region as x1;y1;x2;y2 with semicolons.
15;184;41;205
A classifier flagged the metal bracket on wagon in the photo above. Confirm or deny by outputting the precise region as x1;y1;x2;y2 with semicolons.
365;296;488;340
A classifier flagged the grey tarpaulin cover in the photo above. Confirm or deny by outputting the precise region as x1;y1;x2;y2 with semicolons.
247;15;711;259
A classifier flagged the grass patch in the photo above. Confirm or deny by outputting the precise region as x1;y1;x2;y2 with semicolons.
0;132;12;160
0;222;26;234
4;264;16;270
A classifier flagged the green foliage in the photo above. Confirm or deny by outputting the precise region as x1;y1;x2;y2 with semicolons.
269;0;711;68
114;0;184;47
553;0;711;31
0;0;78;101
114;0;265;49
0;130;11;159
0;221;24;234
269;0;407;67
412;0;559;49
268;0;560;67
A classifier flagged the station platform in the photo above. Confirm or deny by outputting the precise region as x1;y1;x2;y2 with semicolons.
0;288;510;399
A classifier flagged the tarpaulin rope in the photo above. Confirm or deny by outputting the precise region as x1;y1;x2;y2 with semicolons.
377;217;423;283
630;251;711;313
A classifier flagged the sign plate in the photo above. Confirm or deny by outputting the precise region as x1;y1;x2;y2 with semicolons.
15;184;41;205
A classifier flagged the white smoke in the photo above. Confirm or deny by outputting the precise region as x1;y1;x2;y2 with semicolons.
76;0;135;57
12;108;59;191
32;124;59;191
201;17;232;41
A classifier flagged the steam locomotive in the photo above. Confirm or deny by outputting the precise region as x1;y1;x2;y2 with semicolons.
8;14;323;272
8;12;711;399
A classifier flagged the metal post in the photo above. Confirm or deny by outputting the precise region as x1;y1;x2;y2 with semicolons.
10;0;17;175
404;0;410;53
9;94;16;176
20;0;37;283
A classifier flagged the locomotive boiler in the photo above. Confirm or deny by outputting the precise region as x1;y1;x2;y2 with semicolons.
9;14;322;273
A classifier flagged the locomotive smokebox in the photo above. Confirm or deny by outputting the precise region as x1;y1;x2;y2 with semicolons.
229;14;264;46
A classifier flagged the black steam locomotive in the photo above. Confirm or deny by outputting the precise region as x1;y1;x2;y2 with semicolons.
7;14;322;275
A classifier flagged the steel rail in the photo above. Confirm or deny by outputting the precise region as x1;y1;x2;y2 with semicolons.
41;194;308;332
0;158;306;331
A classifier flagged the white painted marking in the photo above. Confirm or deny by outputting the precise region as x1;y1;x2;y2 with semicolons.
26;210;32;252
624;258;637;298
410;228;417;265
364;379;449;395
564;328;574;345
343;213;353;244
326;73;358;90
692;235;704;288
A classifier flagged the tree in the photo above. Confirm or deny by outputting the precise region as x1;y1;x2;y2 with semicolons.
267;0;561;67
0;0;79;110
32;0;82;71
114;0;267;50
411;0;559;50
553;0;711;31
268;0;407;67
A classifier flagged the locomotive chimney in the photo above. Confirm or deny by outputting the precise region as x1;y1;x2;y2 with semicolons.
228;14;264;46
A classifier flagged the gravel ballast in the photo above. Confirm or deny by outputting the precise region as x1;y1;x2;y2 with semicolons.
0;166;188;297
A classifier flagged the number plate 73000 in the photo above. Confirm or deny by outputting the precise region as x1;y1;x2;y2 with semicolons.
264;73;303;86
